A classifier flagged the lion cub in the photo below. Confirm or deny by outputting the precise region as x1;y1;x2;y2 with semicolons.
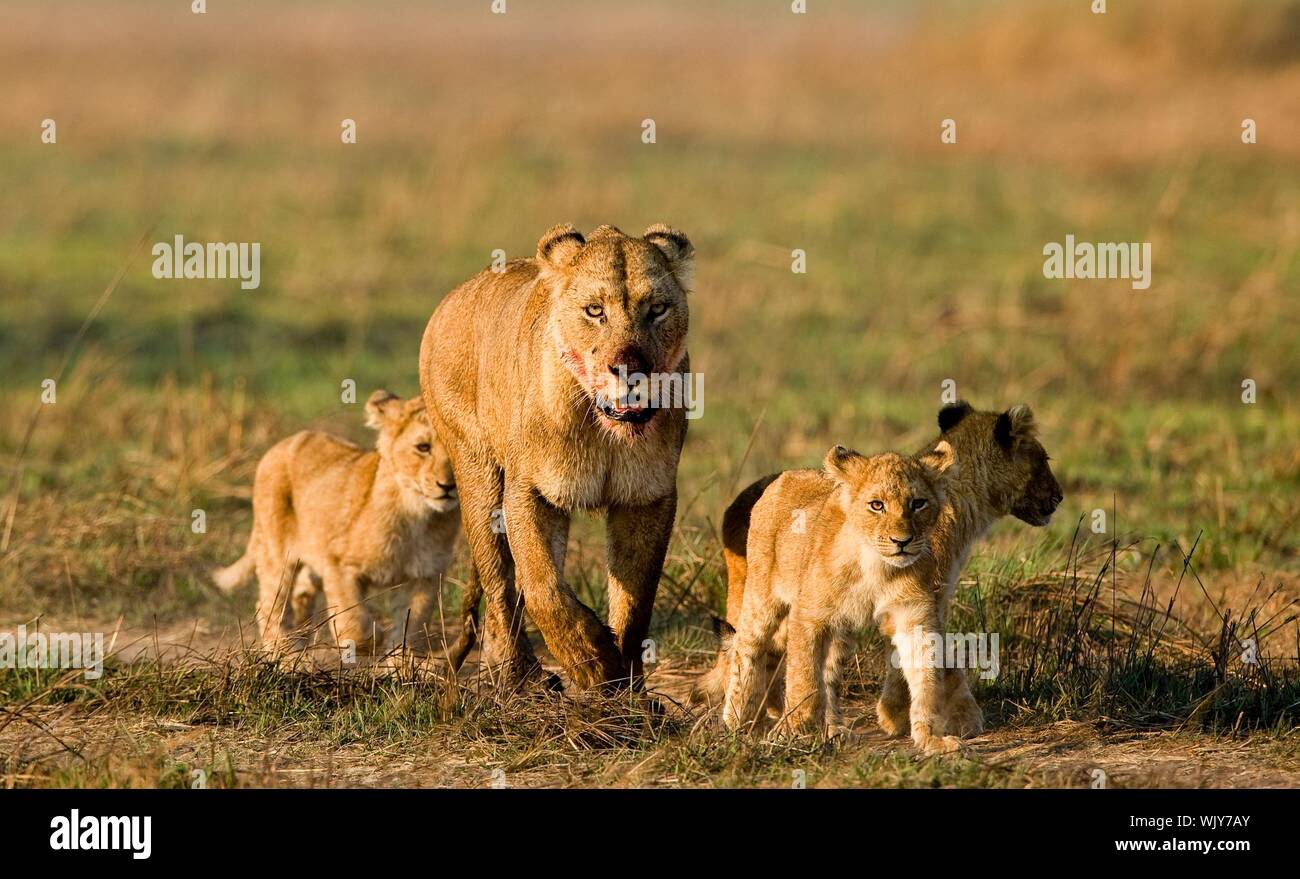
722;443;960;754
213;390;461;655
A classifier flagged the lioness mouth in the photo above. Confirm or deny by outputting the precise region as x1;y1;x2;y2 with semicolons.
597;399;657;425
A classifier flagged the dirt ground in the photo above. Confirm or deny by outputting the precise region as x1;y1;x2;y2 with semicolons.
5;616;1296;789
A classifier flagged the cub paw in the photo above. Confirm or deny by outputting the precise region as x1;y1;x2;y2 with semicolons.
875;697;909;738
911;721;961;754
944;699;985;738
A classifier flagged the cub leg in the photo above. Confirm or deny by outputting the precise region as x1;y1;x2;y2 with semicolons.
781;610;829;735
821;629;851;734
941;668;985;736
389;575;439;653
255;555;304;655
321;565;377;655
504;479;623;690
876;659;910;737
289;568;320;631
879;604;985;738
883;603;959;754
722;591;786;732
605;493;676;688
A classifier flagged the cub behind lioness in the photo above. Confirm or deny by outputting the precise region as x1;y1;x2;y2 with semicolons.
722;444;960;753
213;390;463;655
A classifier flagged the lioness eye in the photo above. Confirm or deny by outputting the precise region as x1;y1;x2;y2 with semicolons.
868;500;885;513
584;303;604;319
416;442;432;454
911;498;928;511
649;302;669;318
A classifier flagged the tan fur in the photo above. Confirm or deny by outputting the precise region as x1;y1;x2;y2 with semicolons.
721;444;960;753
419;223;694;690
698;402;1062;740
213;391;462;655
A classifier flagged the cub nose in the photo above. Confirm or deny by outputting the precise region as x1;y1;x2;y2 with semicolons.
436;481;456;493
891;535;913;550
1049;492;1063;509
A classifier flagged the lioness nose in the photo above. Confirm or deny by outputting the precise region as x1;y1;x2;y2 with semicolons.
891;535;912;549
607;346;650;377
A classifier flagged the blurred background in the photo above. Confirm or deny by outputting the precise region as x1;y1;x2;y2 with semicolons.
2;0;1298;638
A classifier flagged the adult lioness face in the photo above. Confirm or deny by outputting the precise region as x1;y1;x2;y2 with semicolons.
540;223;694;439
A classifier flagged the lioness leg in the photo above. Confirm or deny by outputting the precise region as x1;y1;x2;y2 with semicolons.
606;493;676;687
453;455;539;686
882;603;959;754
504;479;624;690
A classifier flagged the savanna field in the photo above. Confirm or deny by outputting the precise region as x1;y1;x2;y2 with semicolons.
1;0;1298;787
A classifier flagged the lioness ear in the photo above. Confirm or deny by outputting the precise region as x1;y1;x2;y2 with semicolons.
536;223;586;271
938;401;974;433
644;223;694;287
994;404;1037;450
919;439;958;478
823;444;861;483
587;224;624;241
364;390;403;431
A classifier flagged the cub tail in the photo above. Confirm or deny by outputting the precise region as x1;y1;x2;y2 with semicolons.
212;535;258;592
690;616;736;706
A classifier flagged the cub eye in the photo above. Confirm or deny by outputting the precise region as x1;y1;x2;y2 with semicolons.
911;498;928;511
584;303;604;319
649;302;669;318
868;500;885;513
415;442;432;454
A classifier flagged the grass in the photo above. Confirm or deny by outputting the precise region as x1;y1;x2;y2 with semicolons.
2;0;1299;787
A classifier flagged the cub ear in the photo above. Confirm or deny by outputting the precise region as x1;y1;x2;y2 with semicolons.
536;223;586;271
919;439;958;478
364;389;403;431
643;223;695;287
938;400;974;433
823;444;862;483
994;404;1037;450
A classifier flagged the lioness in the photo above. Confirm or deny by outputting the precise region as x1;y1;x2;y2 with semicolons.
213;390;462;654
697;402;1063;738
419;223;694;690
722;444;960;754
